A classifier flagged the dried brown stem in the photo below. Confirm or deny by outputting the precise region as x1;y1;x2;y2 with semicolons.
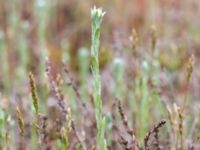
116;97;133;135
144;120;166;150
45;59;67;116
71;120;86;150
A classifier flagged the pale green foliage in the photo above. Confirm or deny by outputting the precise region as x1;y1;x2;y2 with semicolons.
0;107;6;149
78;47;90;101
137;61;150;142
113;57;124;99
91;6;106;150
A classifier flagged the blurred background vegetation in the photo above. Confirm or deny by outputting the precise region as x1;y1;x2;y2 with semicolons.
0;0;200;91
0;0;200;149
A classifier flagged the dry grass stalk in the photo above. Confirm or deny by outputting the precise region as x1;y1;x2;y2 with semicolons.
6;130;10;150
66;107;72;134
29;72;39;114
166;105;175;132
16;107;25;137
16;107;27;150
71;120;86;150
116;97;133;135
119;134;131;150
183;54;195;108
36;114;52;150
60;107;72;149
130;28;138;56
177;107;184;149
45;58;67;116
118;134;139;150
90;145;96;150
150;25;157;52
116;97;140;150
45;59;87;149
166;104;177;149
186;54;194;83
144;120;166;150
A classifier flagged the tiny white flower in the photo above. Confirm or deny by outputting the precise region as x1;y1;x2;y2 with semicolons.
91;6;106;18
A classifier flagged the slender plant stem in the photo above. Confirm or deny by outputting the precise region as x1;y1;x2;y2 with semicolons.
91;6;106;150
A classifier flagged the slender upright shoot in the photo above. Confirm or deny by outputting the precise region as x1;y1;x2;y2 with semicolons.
29;72;39;115
91;6;106;150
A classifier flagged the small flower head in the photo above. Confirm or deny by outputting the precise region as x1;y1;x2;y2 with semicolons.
91;6;106;29
91;6;106;19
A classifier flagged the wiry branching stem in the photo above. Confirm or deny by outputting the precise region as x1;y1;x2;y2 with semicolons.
144;120;166;150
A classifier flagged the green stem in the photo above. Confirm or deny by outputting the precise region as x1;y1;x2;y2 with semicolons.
91;6;106;150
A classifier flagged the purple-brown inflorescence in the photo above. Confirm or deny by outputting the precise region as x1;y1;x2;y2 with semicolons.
116;97;140;150
116;97;133;135
144;120;166;150
45;58;68;116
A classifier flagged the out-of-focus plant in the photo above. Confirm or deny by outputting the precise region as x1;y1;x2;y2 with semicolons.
60;107;72;150
29;72;40;149
136;26;164;143
149;25;164;119
136;61;150;143
91;6;106;150
17;21;29;74
113;57;124;100
0;34;9;95
34;0;49;104
29;72;39;115
16;107;26;149
0;106;6;149
78;47;90;101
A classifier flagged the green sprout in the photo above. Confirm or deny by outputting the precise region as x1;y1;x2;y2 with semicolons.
113;57;124;99
78;47;90;101
91;6;106;150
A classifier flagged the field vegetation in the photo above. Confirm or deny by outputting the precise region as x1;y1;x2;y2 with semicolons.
0;0;200;149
